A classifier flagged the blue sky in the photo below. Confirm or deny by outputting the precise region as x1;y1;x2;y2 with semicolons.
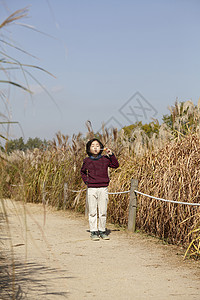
1;0;200;142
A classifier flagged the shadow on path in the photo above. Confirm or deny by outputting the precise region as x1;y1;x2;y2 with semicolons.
0;253;73;299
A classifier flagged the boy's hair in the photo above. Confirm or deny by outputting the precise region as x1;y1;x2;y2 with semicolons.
86;138;104;156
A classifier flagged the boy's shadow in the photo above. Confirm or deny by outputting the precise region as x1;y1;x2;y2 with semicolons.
86;228;120;237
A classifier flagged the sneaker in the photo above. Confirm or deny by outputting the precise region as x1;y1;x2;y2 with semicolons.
90;231;100;241
99;231;110;240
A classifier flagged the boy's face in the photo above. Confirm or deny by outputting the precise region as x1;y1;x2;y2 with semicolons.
90;140;101;156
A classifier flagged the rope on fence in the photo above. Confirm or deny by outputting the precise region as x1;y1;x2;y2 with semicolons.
67;188;87;193
67;187;130;195
108;190;130;195
67;186;200;206
134;190;200;207
11;183;200;207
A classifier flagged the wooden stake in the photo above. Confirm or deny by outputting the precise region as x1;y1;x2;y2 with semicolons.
63;183;68;210
128;178;138;232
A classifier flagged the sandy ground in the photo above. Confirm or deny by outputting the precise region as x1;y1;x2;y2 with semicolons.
0;199;200;300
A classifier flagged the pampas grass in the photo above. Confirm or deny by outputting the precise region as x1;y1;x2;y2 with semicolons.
2;110;200;258
0;6;60;298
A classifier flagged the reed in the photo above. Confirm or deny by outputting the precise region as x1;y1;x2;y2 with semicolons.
0;6;63;298
2;106;200;258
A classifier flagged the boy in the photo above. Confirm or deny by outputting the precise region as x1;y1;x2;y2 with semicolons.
80;138;119;241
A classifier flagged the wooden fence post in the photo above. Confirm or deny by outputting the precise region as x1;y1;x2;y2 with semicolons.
128;178;138;232
63;183;68;210
42;181;46;205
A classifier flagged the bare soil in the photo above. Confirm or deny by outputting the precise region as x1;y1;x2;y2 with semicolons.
1;199;200;300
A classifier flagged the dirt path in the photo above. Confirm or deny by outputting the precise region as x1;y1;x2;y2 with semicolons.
1;199;200;300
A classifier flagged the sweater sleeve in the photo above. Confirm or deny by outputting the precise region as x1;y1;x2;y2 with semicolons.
108;154;119;169
80;159;88;184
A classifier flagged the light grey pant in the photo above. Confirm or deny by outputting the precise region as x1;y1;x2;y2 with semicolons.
87;187;108;232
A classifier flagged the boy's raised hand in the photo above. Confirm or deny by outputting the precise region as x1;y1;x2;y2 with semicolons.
104;147;113;156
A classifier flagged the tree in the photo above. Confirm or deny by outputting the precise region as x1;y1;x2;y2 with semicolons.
26;137;48;150
5;137;26;153
5;137;48;153
123;120;160;140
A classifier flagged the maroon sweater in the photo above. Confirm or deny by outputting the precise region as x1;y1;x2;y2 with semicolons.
80;154;119;188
